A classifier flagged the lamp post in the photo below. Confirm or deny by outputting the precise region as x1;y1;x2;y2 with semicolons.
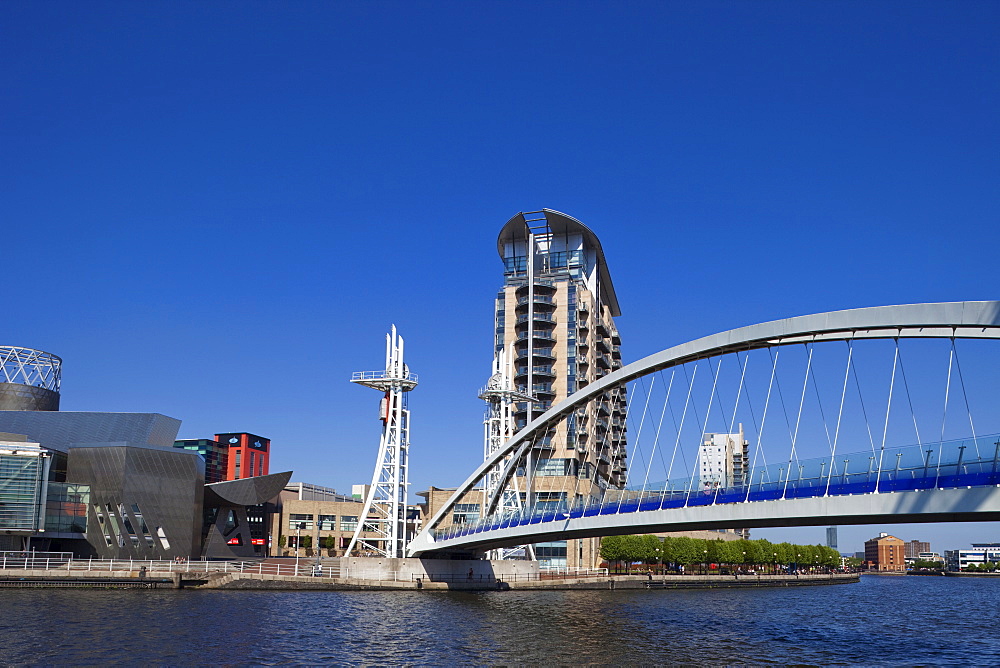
704;549;708;576
742;551;747;574
773;552;778;575
295;522;305;574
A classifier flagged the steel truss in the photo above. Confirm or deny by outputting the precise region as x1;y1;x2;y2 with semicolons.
346;326;417;558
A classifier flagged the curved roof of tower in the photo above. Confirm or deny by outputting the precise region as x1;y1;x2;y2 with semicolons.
497;209;621;317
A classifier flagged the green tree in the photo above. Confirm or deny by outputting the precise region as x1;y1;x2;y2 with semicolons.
621;535;645;567
640;535;662;565
301;535;313;550
673;536;699;568
661;537;676;568
600;535;625;566
278;535;287;548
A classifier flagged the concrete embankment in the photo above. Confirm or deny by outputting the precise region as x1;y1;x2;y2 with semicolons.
0;565;858;591
201;572;858;591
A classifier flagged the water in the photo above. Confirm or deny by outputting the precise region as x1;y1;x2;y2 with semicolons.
1;575;997;665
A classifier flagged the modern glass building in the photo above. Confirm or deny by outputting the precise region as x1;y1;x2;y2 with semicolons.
173;438;228;484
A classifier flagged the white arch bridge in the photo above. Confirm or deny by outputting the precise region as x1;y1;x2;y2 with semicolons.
408;301;1000;557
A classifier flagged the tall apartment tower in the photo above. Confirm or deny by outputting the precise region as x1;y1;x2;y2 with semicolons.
494;210;625;567
698;426;748;491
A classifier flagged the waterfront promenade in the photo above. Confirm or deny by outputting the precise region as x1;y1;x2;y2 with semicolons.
0;555;856;590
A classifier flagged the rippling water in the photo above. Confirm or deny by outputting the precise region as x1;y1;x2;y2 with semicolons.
1;575;997;665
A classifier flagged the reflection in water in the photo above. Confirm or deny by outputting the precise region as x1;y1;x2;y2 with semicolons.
1;576;998;665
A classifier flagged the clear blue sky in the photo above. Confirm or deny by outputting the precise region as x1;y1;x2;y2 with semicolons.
3;1;998;554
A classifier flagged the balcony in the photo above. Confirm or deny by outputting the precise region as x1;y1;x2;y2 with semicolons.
596;320;610;337
516;330;556;342
518;365;555;378
516;294;555;307
516;312;556;324
516;347;556;361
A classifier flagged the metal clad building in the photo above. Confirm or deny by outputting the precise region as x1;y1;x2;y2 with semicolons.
0;412;181;452
67;443;206;560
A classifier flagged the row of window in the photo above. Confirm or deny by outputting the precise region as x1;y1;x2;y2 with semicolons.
288;513;360;531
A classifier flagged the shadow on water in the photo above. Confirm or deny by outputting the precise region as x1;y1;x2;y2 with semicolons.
2;576;999;665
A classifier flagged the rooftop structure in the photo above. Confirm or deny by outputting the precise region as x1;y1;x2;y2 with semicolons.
0;346;62;411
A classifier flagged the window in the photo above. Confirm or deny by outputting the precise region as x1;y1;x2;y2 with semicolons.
453;503;480;524
289;513;313;531
340;516;358;531
318;515;336;530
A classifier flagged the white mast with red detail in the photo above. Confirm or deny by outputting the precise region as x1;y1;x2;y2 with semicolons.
346;325;417;558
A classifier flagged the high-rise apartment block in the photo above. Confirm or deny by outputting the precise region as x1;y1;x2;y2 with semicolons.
904;539;931;559
698;426;748;491
491;210;625;568
496;210;627;493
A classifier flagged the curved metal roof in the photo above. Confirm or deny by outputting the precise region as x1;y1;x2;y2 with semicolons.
497;209;621;317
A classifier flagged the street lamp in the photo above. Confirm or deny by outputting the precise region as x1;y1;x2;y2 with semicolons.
704;549;708;575
773;552;778;575
295;522;306;574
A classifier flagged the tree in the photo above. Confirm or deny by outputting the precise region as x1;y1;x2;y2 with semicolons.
640;535;662;565
673;536;699;568
301;535;313;550
600;535;625;567
278;535;287;548
621;535;645;567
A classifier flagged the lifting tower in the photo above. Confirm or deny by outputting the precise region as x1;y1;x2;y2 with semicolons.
346;325;417;558
479;344;535;560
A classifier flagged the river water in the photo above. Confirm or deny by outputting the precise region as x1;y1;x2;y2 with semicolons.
0;574;997;665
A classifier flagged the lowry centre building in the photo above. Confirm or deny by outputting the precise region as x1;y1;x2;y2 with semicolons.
0;345;289;559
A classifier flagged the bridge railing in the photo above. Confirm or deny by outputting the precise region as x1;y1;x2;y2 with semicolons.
432;434;1000;541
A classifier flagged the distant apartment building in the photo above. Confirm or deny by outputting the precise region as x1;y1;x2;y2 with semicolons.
954;543;1000;570
699;427;748;490
904;539;931;559
864;532;906;571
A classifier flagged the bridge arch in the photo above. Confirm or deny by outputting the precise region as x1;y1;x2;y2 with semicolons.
410;300;1000;556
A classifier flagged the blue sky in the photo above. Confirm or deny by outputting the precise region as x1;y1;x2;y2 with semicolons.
3;1;998;553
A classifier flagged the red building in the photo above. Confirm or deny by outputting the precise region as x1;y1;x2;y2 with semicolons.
215;432;270;481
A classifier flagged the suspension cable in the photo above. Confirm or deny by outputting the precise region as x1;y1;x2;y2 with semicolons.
951;338;981;459
825;340;853;496
641;368;676;503
749;345;780;487
874;338;900;493
782;343;814;498
686;356;722;506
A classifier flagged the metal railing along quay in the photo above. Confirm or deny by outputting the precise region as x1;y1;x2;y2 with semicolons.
0;556;340;578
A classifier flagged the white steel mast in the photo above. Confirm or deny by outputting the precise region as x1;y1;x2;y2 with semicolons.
346;325;417;558
479;344;535;560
